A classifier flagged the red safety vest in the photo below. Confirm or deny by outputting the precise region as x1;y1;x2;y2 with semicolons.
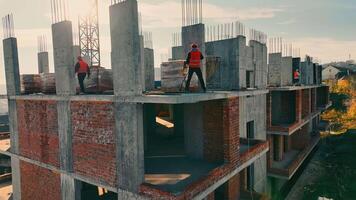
189;50;201;68
294;71;300;79
78;60;89;74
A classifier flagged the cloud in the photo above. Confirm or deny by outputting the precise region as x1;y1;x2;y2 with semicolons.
291;37;356;63
277;18;297;25
138;1;284;28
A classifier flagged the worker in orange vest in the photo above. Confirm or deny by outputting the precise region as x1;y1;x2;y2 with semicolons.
294;69;300;85
75;56;90;94
184;43;206;92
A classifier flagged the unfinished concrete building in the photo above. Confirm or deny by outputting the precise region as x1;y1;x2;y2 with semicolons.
266;48;331;198
0;0;331;200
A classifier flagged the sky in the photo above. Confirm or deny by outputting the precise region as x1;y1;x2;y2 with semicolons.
0;0;356;85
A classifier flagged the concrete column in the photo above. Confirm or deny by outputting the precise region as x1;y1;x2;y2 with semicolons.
115;102;144;193
11;158;21;200
140;35;145;92
72;45;81;65
3;37;21;95
3;37;21;200
61;174;81;200
173;104;184;137
37;51;49;73
274;135;284;161
52;21;76;95
182;23;206;80
143;103;156;151
57;100;73;171
110;0;142;96
144;48;155;91
184;103;204;159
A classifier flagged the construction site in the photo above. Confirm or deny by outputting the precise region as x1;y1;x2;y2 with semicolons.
0;0;331;199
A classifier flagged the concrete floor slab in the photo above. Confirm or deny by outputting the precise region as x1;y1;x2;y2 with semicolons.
144;156;220;195
271;150;300;169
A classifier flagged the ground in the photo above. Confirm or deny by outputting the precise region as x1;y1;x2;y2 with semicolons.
286;130;356;200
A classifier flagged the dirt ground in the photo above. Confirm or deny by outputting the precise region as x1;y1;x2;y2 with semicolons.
286;130;356;200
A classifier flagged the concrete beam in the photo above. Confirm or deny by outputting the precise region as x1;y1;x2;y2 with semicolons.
52;21;76;95
3;38;21;96
110;0;142;96
8;89;270;104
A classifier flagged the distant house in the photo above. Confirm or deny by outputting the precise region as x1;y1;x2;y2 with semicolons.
322;65;352;80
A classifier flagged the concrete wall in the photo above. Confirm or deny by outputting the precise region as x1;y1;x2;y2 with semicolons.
249;40;268;89
268;53;282;87
205;37;246;90
281;57;293;86
144;48;155;91
206;38;238;89
301;58;314;85
239;94;267;193
172;46;185;60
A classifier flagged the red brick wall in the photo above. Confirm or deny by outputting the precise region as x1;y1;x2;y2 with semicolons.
302;89;311;119
71;101;117;187
203;100;224;163
203;97;239;164
222;97;239;165
17;100;59;167
291;124;309;150
224;174;240;200
20;161;61;200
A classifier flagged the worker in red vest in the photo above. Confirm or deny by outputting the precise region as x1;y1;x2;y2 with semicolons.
75;56;90;94
184;43;206;92
294;69;300;85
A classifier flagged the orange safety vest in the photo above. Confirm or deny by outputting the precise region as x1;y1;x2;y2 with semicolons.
189;50;202;68
294;71;300;79
78;60;89;74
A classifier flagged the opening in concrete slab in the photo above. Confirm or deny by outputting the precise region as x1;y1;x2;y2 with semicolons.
79;181;117;200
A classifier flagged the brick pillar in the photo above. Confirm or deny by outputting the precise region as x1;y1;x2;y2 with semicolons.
302;89;311;119
274;135;284;161
223;97;239;165
295;90;302;122
203;97;239;165
224;174;240;200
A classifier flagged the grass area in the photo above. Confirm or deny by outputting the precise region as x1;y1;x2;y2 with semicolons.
302;130;356;200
